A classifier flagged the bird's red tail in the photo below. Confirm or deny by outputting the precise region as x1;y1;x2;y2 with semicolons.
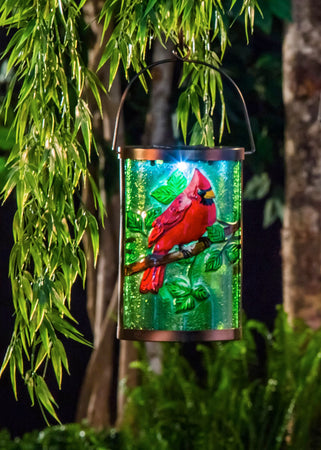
140;266;165;294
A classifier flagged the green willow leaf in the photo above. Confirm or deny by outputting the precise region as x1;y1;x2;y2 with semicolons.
177;91;189;143
78;248;87;282
51;343;63;388
21;275;33;302
34;375;60;424
0;126;15;150
39;324;51;354
17;288;29;325
109;51;121;89
55;339;69;374
14;341;23;375
87;214;99;266
34;345;48;372
144;0;158;17
9;356;17;400
0;0;260;424
0;344;14;378
49;314;92;347
88;173;105;222
0;0;101;423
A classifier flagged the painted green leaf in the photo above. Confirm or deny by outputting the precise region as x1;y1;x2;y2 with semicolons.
205;250;222;272
151;185;175;204
177;255;195;266
167;170;187;193
174;296;195;314
225;244;241;264
192;285;210;301
207;223;226;243
158;285;173;303
166;278;191;297
151;170;187;204
125;239;140;264
145;207;162;230
126;210;144;234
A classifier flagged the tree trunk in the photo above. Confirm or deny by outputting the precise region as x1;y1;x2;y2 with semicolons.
142;39;175;146
76;0;138;428
282;2;321;328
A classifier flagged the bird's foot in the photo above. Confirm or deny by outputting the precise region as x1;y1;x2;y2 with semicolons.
148;254;162;266
179;245;193;259
198;236;212;248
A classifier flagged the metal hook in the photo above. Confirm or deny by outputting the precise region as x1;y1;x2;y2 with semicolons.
112;53;256;155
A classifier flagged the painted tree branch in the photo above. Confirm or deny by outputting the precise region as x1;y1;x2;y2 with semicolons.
125;220;240;276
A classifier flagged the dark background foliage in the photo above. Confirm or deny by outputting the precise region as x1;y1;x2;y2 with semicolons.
0;5;284;437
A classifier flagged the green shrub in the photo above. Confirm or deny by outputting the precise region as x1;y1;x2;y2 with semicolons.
0;424;121;450
3;308;321;449
121;308;321;450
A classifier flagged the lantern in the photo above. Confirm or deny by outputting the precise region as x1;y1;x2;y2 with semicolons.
113;58;255;342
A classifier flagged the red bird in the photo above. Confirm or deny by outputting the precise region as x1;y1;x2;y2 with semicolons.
140;168;216;294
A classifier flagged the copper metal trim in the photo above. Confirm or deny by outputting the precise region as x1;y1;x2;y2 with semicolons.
118;146;244;161
117;327;241;342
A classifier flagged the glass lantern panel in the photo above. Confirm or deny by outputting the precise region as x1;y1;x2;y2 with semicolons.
122;159;242;332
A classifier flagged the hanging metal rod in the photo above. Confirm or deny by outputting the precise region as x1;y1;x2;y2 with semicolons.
112;53;256;155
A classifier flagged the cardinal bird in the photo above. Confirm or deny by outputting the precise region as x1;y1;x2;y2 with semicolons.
140;168;216;294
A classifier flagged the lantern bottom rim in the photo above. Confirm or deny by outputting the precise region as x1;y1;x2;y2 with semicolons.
117;327;241;342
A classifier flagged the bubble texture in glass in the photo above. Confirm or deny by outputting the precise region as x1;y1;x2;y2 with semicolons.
122;158;242;332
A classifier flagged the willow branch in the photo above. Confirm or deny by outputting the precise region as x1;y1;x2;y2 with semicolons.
124;220;240;276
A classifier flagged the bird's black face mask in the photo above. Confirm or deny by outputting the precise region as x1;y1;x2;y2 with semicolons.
198;188;215;205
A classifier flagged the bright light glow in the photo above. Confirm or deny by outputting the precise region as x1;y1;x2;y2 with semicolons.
176;161;189;172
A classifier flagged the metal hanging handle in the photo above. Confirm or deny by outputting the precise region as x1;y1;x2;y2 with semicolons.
112;54;256;155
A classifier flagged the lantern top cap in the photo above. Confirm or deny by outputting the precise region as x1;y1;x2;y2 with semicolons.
118;145;244;161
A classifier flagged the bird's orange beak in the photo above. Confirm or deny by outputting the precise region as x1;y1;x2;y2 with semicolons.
204;189;215;199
